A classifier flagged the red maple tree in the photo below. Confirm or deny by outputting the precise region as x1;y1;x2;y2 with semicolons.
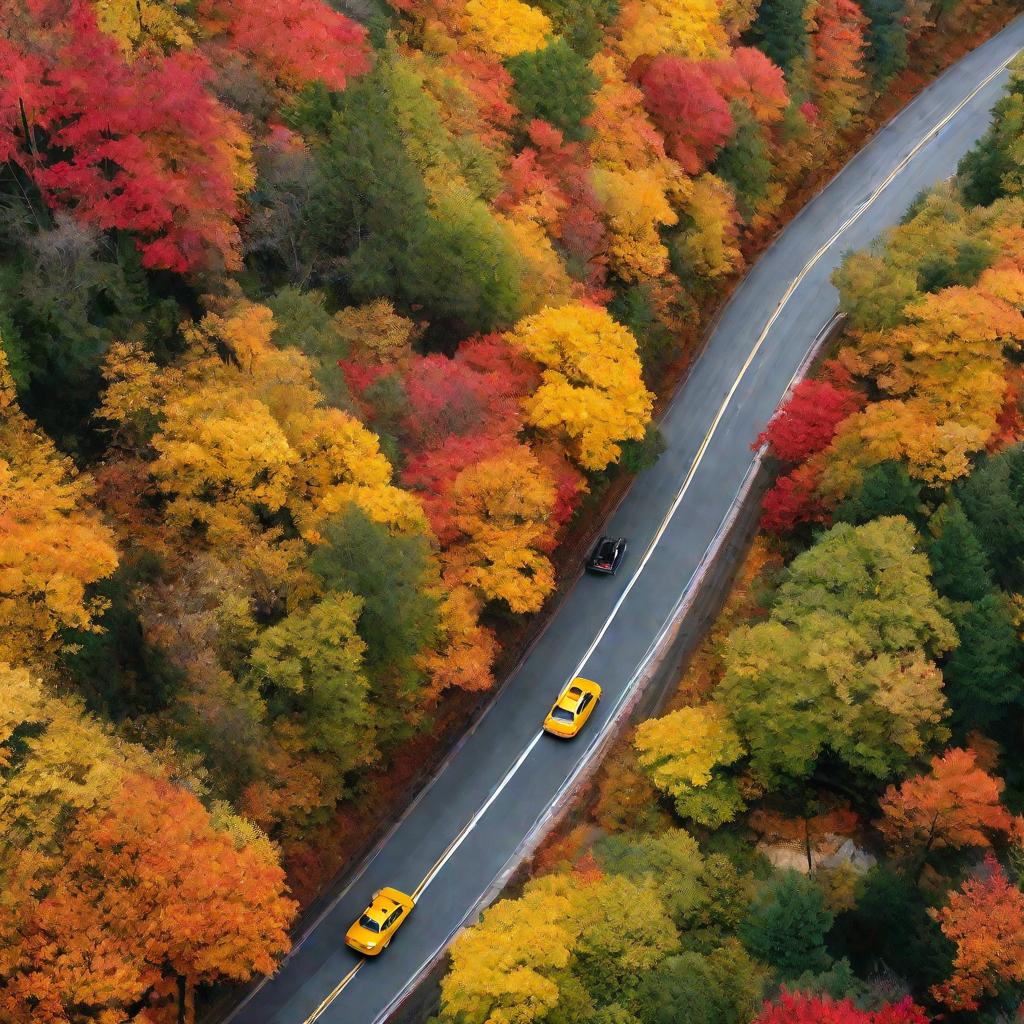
636;56;734;174
200;0;370;91
708;46;789;124
760;459;831;534
0;2;247;272
753;991;929;1024
755;377;863;463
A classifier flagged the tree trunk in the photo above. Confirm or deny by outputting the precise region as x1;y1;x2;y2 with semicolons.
913;814;941;883
177;975;195;1024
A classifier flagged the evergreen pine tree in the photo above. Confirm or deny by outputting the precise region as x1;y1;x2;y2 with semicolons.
834;461;922;527
944;594;1024;731
744;0;808;76
927;499;994;604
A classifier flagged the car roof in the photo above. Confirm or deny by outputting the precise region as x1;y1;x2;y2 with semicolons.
367;894;402;921
557;685;587;710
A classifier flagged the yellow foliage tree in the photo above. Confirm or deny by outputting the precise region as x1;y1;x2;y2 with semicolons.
334;299;417;364
499;215;576;313
819;361;1006;495
151;385;296;545
95;340;170;449
507;303;654;470
856;286;1024;398
634;703;747;827
206;300;277;373
569;873;681;983
0;664;157;862
445;446;557;614
675;173;744;283
594;166;679;281
209;298;425;535
92;0;197;55
612;0;726;64
456;0;552;58
153;298;425;543
586;56;686;283
635;704;744;792
287;406;428;538
0;352;118;666
822;272;1024;495
441;875;579;1024
439;871;679;1023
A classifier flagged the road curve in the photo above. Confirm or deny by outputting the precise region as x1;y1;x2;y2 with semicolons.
228;20;1024;1024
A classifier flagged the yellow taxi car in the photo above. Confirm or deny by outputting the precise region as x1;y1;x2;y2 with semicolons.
345;887;415;955
543;677;602;738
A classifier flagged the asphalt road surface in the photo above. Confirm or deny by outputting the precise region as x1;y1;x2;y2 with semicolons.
229;19;1024;1024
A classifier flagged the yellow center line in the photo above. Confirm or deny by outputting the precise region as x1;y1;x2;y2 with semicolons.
300;41;1021;1024
301;961;364;1024
412;837;460;902
555;42;1022;702
667;43;1021;516
413;732;545;902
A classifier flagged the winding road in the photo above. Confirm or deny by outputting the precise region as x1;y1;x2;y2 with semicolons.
228;19;1024;1024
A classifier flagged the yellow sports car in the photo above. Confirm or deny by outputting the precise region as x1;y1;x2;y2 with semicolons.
345;887;415;955
543;677;602;738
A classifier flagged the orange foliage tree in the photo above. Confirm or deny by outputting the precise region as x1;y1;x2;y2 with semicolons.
823;272;1024;494
875;747;1012;870
810;0;867;132
0;351;118;666
0;775;296;1024
931;855;1024;1012
419;583;499;698
612;0;727;64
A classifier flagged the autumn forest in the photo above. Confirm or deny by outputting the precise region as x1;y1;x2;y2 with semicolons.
1;0;1023;1020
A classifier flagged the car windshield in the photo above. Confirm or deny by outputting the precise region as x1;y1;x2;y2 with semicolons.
551;707;575;722
358;915;382;933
